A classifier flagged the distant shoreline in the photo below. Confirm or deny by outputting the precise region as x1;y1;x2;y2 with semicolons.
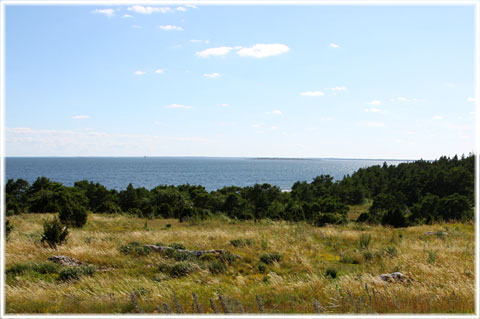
5;156;417;162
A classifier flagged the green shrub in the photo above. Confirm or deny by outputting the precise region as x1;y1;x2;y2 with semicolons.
6;263;31;276
230;238;254;247
170;250;195;262
219;251;237;265
314;213;347;227
169;261;195;277
257;262;267;273
6;262;61;276
325;267;337;278
41;217;69;248
58;265;96;281
59;202;88;228
359;234;371;250
166;224;172;228
208;261;226;274
35;262;61;274
119;242;151;256
259;252;281;264
158;262;172;273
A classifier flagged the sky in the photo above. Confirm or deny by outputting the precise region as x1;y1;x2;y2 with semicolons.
4;4;477;159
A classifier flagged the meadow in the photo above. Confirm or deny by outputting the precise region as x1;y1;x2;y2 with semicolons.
4;208;475;314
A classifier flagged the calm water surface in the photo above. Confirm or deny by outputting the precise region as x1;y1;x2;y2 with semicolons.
6;157;408;191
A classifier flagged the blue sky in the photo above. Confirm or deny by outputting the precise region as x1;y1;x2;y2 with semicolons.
4;4;476;159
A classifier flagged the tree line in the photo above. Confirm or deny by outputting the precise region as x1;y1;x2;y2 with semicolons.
5;153;475;228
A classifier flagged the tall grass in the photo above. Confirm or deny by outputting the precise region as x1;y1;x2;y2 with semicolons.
4;213;474;314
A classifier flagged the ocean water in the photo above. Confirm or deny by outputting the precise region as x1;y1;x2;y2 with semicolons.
5;157;408;192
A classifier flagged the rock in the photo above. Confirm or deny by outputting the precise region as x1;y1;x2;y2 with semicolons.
424;231;448;236
379;272;412;283
48;255;85;267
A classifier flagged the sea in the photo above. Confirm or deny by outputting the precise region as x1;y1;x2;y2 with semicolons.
5;157;409;192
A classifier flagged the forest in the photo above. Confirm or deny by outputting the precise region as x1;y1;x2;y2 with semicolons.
6;153;475;228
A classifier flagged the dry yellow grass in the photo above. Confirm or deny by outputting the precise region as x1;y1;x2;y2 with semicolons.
4;213;475;314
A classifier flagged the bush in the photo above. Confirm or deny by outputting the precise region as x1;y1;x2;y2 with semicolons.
325;267;337;278
6;262;61;276
169;261;195;277
59;202;88;228
314;213;347;227
166;224;172;228
230;238;254;247
170;250;195;262
58;265;96;281
6;263;31;276
35;262;61;274
41;217;69;248
219;251;238;265
208;261;226;274
119;242;151;256
257;262;267;273
259;252;281;264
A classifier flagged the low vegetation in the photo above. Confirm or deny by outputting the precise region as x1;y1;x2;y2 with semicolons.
5;213;474;314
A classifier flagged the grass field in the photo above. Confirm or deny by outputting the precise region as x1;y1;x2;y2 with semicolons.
4;209;475;314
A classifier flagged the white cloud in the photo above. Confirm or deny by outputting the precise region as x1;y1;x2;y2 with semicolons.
72;115;90;120
190;39;210;44
158;25;183;31
325;86;347;91
364;108;384;113
185;4;198;9
132;25;142;29
467;97;477;102
270;126;279;130
165;104;192;109
92;9;115;17
176;6;187;12
432;115;443;120
367;100;381;105
123;14;133;18
196;46;233;58
128;6;172;14
155;69;165;74
6;127;214;156
268;110;283;115
203;73;221;78
217;104;229;107
236;44;289;58
329;43;340;48
364;122;385;127
394;97;422;103
251;124;261;129
134;70;145;75
300;91;325;96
